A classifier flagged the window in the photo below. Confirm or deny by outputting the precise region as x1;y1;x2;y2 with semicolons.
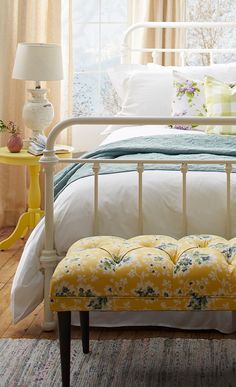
71;0;128;117
186;0;236;65
63;0;236;120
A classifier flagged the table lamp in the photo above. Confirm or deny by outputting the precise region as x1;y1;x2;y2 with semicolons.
12;43;63;136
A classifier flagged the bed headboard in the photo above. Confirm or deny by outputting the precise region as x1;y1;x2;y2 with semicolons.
121;21;236;65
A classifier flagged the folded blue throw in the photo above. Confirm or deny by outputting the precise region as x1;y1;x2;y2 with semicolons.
54;134;236;198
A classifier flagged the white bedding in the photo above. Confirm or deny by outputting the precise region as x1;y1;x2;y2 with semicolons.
11;125;236;333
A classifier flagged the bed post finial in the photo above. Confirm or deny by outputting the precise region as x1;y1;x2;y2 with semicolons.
39;149;59;331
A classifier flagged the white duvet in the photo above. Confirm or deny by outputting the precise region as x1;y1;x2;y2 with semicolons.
11;126;236;333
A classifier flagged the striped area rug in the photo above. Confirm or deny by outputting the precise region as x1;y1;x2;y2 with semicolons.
0;338;235;386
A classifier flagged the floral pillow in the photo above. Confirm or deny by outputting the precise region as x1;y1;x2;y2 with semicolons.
171;71;207;131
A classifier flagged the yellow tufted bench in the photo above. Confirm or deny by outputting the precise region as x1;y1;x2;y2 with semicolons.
50;234;236;386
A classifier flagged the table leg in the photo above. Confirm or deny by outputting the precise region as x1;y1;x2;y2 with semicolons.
21;227;29;239
28;164;44;227
0;164;44;250
0;212;30;250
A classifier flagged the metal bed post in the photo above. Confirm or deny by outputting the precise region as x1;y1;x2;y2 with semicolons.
181;162;188;236
225;162;232;239
137;162;144;235
40;150;59;331
93;162;101;235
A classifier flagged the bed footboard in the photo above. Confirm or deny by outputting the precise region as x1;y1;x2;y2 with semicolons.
39;116;236;330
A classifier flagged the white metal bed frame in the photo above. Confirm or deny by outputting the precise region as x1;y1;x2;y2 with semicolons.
121;21;236;65
39;22;236;330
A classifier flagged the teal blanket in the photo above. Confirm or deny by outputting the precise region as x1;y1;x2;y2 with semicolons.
54;134;236;198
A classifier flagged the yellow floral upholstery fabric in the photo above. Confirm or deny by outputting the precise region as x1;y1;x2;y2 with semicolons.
50;235;236;312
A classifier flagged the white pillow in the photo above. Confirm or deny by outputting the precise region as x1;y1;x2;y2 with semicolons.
102;63;236;135
147;62;236;81
120;70;173;117
102;70;172;135
107;64;149;101
105;65;152;135
110;62;236;105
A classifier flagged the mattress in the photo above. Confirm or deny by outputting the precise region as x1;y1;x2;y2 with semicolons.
11;125;236;333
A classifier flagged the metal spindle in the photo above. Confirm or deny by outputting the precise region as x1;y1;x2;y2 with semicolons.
93;162;100;235
210;51;214;65
137;162;144;235
152;51;159;64
180;51;185;66
181;163;188;235
225;163;232;239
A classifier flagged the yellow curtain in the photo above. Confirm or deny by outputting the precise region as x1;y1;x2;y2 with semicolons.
0;0;71;228
129;0;186;65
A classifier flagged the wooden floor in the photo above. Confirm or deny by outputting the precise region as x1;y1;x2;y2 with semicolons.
1;226;236;341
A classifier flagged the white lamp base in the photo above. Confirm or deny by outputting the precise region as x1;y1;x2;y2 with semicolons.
23;88;54;136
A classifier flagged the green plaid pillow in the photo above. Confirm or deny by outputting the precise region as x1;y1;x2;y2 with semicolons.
205;76;236;134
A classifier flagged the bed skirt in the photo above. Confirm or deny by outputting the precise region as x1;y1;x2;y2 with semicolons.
71;311;236;334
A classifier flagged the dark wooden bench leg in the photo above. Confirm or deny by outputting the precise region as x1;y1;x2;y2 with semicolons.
58;311;71;387
80;311;90;354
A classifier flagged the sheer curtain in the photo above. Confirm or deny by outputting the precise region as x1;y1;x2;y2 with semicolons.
0;0;71;229
129;0;186;65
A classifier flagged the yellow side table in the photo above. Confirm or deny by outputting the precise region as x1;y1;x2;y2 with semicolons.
0;146;73;250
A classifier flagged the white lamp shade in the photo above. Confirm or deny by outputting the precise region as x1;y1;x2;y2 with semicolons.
12;43;63;81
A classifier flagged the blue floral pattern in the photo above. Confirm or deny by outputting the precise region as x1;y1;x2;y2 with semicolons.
50;235;236;312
